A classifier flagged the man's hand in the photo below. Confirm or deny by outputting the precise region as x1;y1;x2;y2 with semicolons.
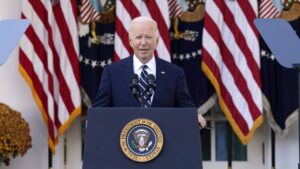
198;114;207;129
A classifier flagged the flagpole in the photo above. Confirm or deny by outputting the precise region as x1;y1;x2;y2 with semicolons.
227;122;232;169
48;147;52;169
64;136;67;168
271;130;275;169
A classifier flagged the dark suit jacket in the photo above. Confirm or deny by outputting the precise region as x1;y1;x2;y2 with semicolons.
92;56;194;108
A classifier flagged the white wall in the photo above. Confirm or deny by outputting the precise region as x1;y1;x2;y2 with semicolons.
276;119;299;169
0;0;48;168
0;48;48;169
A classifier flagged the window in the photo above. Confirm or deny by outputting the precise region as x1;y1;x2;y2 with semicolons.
215;121;247;161
200;105;247;161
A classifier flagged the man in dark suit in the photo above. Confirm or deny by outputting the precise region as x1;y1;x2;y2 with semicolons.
93;16;206;127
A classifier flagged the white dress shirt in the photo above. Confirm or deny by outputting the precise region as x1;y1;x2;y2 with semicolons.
133;55;156;102
133;55;156;78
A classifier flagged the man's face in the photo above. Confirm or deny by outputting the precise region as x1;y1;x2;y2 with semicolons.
129;22;158;63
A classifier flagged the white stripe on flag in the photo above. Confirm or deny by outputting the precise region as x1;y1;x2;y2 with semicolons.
20;0;81;153
115;0;171;62
202;0;263;144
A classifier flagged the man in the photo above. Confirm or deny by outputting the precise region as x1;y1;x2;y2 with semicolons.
93;16;206;127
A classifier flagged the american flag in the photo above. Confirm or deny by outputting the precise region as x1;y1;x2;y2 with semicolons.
259;0;280;18
114;0;172;62
19;0;81;153
80;0;101;24
168;0;183;17
202;0;263;144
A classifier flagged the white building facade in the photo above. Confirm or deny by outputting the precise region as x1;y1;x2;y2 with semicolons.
0;0;298;169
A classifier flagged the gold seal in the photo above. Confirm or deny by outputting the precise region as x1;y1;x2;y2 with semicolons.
120;118;164;162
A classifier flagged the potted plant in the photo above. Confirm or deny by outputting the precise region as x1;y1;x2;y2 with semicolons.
0;103;32;166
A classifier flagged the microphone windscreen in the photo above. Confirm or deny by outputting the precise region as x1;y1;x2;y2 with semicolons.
132;74;139;83
133;74;139;80
148;74;155;82
147;74;156;92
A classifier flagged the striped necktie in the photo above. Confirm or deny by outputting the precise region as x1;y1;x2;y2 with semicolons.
139;65;151;108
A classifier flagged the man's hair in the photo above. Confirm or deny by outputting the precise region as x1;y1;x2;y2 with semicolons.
129;16;159;39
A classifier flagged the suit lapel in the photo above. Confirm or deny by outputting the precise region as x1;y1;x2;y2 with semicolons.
152;57;167;107
120;57;140;107
120;57;134;87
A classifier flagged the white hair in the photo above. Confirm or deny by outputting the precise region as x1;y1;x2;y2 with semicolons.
129;16;159;38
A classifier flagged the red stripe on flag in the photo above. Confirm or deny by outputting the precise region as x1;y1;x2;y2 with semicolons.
81;5;93;21
19;49;55;141
115;0;171;61
202;0;262;144
168;0;183;17
122;0;140;18
25;25;54;96
205;14;261;120
144;0;171;53
24;24;62;128
215;0;261;88
237;0;260;37
259;0;280;18
114;51;120;62
80;0;101;23
20;0;81;153
70;0;77;22
202;48;250;135
52;5;80;86
115;17;133;55
22;2;76;114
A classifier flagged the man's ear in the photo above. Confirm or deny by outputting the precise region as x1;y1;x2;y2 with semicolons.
129;38;133;47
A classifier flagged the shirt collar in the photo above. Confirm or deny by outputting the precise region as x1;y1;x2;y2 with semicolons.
133;55;156;76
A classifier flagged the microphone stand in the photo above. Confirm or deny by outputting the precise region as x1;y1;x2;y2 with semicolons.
131;74;156;107
130;74;145;107
134;90;145;107
139;94;145;107
145;74;156;107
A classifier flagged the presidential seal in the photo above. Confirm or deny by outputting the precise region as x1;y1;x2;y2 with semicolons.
120;118;164;162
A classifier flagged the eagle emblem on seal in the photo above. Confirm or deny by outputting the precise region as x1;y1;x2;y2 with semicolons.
120;118;164;162
132;129;153;152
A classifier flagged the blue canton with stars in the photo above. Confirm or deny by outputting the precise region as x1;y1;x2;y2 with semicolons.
79;22;114;106
170;13;215;114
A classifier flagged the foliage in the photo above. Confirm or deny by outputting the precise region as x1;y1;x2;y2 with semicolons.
0;103;32;166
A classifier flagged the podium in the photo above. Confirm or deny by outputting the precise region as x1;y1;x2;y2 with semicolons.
83;107;203;169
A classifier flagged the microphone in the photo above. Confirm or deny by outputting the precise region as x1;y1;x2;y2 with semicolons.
147;74;156;94
130;74;139;96
130;74;144;107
